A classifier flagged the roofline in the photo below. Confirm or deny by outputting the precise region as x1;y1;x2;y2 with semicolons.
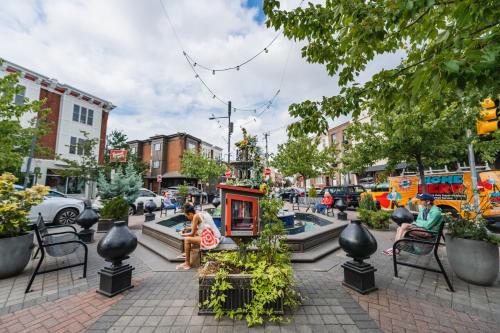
1;58;115;111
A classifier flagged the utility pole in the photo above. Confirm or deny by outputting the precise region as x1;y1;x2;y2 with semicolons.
228;101;232;164
24;117;40;188
209;102;232;164
264;132;269;167
466;129;481;215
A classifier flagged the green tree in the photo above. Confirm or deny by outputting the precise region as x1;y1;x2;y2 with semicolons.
0;66;48;174
342;103;470;191
58;131;99;199
271;134;337;195
181;149;225;192
97;161;142;204
103;129;148;176
263;1;500;174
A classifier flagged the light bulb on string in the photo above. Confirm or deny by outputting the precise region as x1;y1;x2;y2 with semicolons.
194;62;197;67
264;48;268;53
213;95;216;99
195;74;199;78
212;70;215;75
236;66;240;71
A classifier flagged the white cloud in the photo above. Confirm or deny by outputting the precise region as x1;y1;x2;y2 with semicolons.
0;0;399;156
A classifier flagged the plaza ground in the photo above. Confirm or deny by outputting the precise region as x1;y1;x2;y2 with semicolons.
0;209;498;333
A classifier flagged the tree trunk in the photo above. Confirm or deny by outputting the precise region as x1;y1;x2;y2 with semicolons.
415;155;427;194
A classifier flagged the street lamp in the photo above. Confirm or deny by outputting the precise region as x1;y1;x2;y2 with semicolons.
209;101;233;164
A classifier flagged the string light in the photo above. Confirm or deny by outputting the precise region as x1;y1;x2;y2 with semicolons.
159;0;303;119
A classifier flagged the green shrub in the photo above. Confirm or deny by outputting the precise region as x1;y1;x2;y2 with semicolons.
358;208;391;230
308;187;317;198
358;194;377;211
100;197;129;219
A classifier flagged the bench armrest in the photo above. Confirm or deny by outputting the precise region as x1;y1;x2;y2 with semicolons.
42;231;79;238
46;225;77;232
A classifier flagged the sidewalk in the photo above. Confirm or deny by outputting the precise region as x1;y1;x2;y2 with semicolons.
0;212;498;332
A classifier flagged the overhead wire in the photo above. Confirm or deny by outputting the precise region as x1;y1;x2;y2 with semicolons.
159;0;305;118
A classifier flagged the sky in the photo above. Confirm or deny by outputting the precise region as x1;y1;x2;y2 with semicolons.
0;0;399;157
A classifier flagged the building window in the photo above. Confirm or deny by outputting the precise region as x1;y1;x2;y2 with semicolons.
152;161;160;168
73;105;79;121
80;107;87;124
73;104;94;125
154;143;161;151
130;147;137;154
187;141;196;150
69;137;77;154
316;176;323;184
87;109;94;125
77;138;85;155
15;85;26;105
331;133;337;145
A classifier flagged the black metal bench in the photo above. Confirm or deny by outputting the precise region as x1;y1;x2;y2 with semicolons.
27;214;88;293
392;220;454;292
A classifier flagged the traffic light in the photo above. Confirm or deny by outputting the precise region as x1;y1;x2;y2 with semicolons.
476;98;499;135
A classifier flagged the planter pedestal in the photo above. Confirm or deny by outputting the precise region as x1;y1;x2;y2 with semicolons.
97;262;135;297
0;233;34;279
78;229;94;243
341;260;377;294
337;212;347;220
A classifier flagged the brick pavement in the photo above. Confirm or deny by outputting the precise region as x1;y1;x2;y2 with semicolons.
0;288;124;333
0;229;152;315
87;270;382;333
328;226;500;333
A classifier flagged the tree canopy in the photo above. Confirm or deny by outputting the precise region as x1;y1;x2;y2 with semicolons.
263;0;500;167
181;149;225;185
0;68;48;174
271;134;337;190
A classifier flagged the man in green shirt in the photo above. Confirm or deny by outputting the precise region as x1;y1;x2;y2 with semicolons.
383;194;442;255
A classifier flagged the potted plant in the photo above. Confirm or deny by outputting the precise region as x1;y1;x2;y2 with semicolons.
96;162;141;232
98;197;130;231
198;196;301;326
357;194;392;230
445;208;500;286
0;173;48;278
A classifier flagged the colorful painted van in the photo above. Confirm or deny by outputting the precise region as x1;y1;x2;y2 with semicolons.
364;170;500;226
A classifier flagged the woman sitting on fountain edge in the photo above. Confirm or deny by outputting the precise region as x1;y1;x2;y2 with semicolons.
176;203;222;270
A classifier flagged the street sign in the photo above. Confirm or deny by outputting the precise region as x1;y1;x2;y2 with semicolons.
264;168;271;176
110;149;127;162
156;175;162;183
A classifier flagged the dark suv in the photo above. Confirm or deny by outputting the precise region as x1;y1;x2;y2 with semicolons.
318;185;366;207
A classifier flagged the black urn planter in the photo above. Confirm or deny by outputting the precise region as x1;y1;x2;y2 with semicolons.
76;201;99;243
144;199;157;222
339;219;378;294
335;198;348;220
390;206;414;226
96;221;137;297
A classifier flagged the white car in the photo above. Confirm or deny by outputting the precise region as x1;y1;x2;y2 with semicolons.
92;188;163;215
15;185;85;224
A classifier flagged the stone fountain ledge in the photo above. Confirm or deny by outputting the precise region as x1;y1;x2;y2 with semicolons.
138;211;349;263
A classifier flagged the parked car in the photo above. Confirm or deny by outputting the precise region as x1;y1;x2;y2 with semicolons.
278;187;305;200
46;189;67;198
93;188;163;215
166;186;208;203
15;185;85;225
319;185;366;207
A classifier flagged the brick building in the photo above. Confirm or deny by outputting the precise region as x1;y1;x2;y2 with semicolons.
128;133;222;192
0;59;114;197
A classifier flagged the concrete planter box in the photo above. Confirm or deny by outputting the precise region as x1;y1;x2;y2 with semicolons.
0;232;34;279
446;235;499;286
198;274;284;315
97;216;129;233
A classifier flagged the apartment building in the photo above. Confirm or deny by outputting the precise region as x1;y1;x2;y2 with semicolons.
0;59;114;197
128;133;222;192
